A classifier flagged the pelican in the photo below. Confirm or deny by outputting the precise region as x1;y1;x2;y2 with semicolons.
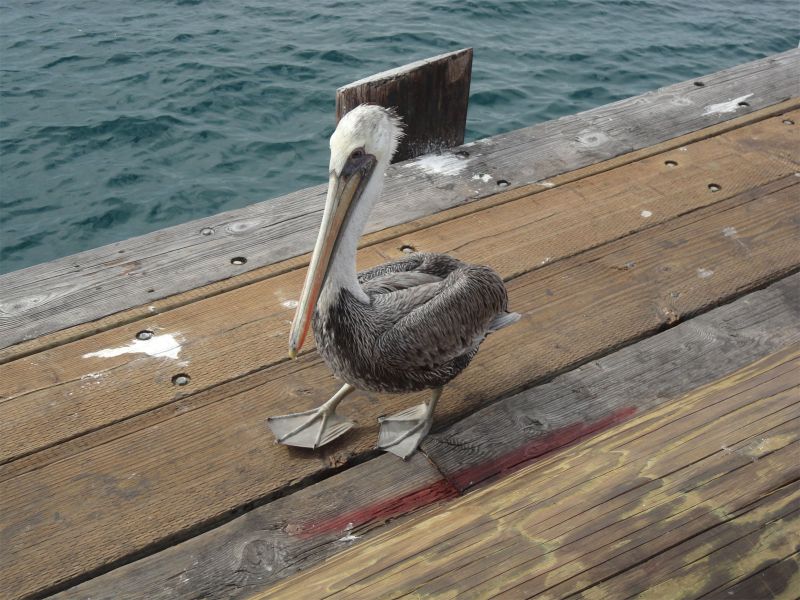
267;105;520;459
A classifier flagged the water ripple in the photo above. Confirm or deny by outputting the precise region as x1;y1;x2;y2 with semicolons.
1;0;797;273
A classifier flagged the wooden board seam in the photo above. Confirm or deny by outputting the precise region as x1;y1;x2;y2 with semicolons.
535;477;800;600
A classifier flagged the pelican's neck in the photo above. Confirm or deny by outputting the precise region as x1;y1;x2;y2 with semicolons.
318;167;386;311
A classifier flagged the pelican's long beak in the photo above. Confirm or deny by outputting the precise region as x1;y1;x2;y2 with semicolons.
288;155;376;358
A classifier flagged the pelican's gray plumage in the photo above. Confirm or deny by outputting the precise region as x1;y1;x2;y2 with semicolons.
267;105;520;458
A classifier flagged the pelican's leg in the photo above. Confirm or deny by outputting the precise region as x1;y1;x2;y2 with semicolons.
377;387;442;460
267;384;356;449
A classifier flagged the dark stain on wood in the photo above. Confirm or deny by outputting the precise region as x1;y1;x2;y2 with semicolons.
445;406;637;492
292;478;459;538
705;552;800;599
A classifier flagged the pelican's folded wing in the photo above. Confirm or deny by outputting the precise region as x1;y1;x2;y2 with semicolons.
362;271;444;295
358;252;465;294
374;264;509;370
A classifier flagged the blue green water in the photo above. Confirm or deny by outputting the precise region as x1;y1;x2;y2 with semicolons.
1;1;796;274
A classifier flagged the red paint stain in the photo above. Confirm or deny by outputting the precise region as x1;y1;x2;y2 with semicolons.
293;478;459;538
290;406;636;539
449;406;638;491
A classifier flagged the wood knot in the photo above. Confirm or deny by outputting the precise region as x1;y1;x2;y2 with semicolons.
237;538;280;575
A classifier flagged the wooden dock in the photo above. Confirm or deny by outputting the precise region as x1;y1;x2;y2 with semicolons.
1;50;799;599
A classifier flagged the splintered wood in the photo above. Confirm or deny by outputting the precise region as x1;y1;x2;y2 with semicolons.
265;347;800;599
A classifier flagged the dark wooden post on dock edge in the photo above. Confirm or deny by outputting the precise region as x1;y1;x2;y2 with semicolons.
335;48;473;163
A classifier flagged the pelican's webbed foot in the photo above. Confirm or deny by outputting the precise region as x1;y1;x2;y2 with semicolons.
377;387;442;460
267;384;355;449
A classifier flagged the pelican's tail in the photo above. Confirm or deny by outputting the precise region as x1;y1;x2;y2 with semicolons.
488;311;521;333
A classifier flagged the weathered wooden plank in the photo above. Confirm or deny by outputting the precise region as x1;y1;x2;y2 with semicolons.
52;453;455;600
3;97;796;365
2;114;796;464
515;436;800;599
51;274;800;600
503;467;800;600
260;347;800;599
336;48;472;162
703;552;800;600
2;177;799;599
1;50;797;349
578;483;800;600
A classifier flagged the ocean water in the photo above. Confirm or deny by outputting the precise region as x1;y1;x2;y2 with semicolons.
1;0;796;274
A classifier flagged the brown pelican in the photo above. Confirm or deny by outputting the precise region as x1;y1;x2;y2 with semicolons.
267;105;519;458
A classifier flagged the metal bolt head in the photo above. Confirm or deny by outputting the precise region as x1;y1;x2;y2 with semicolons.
172;374;190;386
136;330;154;341
200;227;214;236
231;256;247;265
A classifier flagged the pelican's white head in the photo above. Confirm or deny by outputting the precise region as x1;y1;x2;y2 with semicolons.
329;104;404;175
288;105;404;358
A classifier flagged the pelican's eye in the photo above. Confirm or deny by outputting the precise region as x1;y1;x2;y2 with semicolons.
341;146;374;179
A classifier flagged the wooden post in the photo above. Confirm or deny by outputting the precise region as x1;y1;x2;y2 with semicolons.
335;48;473;163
